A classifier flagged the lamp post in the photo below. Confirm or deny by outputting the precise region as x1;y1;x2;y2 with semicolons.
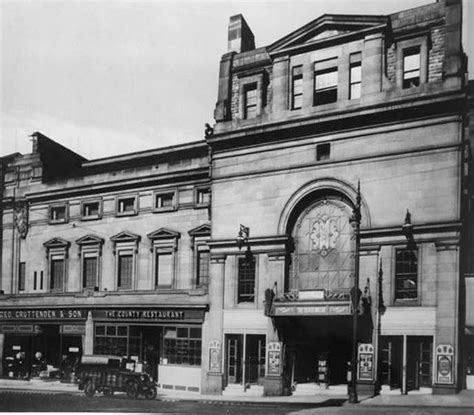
349;181;361;404
402;209;416;250
236;224;253;262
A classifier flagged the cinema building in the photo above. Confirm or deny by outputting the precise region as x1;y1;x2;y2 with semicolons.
1;0;473;398
203;0;471;396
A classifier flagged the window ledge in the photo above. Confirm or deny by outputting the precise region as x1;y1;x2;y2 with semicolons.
81;215;101;221
393;299;420;307
49;219;68;225
116;211;138;217
152;206;177;213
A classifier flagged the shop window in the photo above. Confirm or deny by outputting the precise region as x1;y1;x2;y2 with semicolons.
116;195;138;216
154;190;176;212
395;248;418;300
49;204;68;224
147;228;180;290
244;83;258;119
81;200;102;220
291;66;303;110
162;326;202;366
316;143;330;161
349;52;362;99
94;324;130;357
314;58;338;106
195;187;211;207
18;262;26;292
238;256;256;303
110;231;141;291
197;251;210;287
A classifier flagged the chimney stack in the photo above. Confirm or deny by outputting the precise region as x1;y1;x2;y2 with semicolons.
228;14;255;53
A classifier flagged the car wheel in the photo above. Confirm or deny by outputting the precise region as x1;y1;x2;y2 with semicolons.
84;380;96;398
125;381;139;399
144;387;157;400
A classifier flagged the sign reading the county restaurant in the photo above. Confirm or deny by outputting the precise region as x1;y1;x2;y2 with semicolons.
92;308;205;322
0;308;86;320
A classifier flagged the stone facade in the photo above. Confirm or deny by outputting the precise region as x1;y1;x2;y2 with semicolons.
0;0;472;398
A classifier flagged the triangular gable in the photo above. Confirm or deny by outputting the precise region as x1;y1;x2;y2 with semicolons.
188;223;211;237
147;227;180;240
76;234;105;246
268;14;389;53
110;231;141;243
43;237;71;249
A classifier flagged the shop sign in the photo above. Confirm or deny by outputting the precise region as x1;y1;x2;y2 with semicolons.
209;340;221;373
436;344;454;384
267;342;282;376
273;304;351;316
357;343;374;381
0;309;86;321
92;308;205;322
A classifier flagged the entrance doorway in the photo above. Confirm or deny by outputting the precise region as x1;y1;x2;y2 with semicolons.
225;334;265;386
379;335;433;392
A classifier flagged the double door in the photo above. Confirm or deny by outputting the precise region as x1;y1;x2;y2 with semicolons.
379;335;432;392
226;334;265;386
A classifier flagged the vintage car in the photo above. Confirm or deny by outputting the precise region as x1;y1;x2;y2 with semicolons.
76;354;157;399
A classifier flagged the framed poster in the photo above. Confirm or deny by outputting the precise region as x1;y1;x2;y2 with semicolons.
436;344;454;384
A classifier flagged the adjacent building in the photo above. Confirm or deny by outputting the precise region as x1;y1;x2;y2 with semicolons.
0;0;472;397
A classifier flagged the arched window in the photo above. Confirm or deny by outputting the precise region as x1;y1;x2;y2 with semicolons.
289;197;355;292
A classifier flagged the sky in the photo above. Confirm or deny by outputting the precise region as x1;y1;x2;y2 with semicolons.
0;0;468;160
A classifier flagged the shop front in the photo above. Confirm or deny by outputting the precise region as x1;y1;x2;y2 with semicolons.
0;308;86;379
90;307;206;392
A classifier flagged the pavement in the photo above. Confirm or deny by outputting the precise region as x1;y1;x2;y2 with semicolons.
0;378;473;408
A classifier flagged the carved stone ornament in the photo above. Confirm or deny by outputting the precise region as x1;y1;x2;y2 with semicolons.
310;213;340;257
14;205;29;239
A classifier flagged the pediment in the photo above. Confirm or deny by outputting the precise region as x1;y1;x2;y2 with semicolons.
110;231;141;243
43;237;70;249
269;14;389;53
188;223;211;237
147;227;180;240
76;234;105;246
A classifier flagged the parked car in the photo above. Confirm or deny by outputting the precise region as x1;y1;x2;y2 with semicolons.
76;354;156;399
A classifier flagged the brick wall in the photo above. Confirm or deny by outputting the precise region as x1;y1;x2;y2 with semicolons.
429;27;445;83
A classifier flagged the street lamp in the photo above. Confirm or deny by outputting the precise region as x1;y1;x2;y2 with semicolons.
236;224;253;262
348;181;361;404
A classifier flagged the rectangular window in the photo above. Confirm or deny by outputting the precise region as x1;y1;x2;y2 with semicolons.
50;258;65;291
40;271;43;290
117;196;137;216
118;254;133;290
34;271;37;290
82;201;101;219
83;255;98;289
238;256;256;303
197;251;210;287
155;252;173;288
196;188;211;205
316;143;330;161
244;83;258;119
18;262;26;291
349;53;362;99
49;205;67;223
395;249;418;300
93;324;129;357
155;192;175;211
291;66;303;110
314;59;338;106
403;47;421;89
163;326;202;366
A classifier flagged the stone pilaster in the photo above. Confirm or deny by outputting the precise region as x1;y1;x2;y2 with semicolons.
202;254;226;394
433;242;460;394
271;56;289;115
362;33;384;95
